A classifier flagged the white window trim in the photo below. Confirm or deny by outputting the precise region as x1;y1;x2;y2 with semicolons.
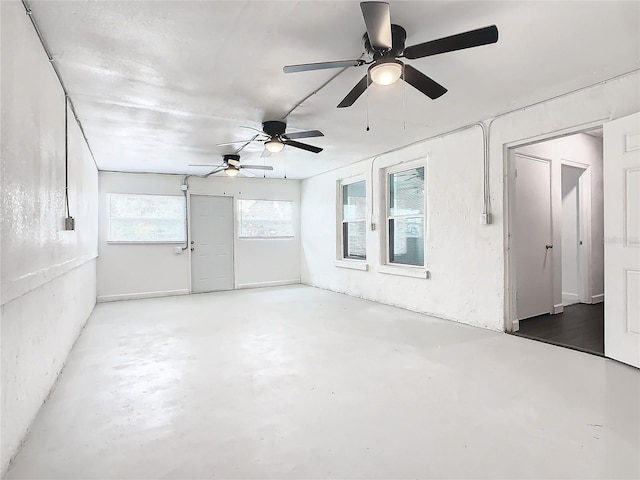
107;193;186;244
383;160;427;271
337;175;368;265
237;199;295;239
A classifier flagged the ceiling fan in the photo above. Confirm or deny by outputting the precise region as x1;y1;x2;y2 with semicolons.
283;1;499;108
190;154;274;177
217;121;324;155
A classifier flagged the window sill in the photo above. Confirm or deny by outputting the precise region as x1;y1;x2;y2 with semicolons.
378;264;428;279
238;236;295;239
106;241;185;245
335;260;369;271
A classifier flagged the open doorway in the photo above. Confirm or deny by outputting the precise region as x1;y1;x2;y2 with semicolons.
508;128;605;355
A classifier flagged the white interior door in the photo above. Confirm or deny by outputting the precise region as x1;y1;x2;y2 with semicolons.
604;112;640;368
561;164;584;306
514;154;554;320
190;195;234;293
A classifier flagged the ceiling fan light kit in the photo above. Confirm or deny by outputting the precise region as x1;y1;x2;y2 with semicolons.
369;58;403;85
265;138;285;153
224;165;240;176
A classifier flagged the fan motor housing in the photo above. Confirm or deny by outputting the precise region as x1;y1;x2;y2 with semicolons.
223;154;241;165
364;24;407;59
262;121;286;137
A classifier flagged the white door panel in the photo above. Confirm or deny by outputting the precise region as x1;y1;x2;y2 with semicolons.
515;154;554;320
604;112;640;368
190;195;234;293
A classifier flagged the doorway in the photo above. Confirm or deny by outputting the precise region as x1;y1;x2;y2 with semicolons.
508;129;605;355
190;195;234;293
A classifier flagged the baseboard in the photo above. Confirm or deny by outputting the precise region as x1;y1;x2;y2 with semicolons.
97;289;189;303
236;279;301;290
553;303;564;314
591;293;605;304
562;292;579;306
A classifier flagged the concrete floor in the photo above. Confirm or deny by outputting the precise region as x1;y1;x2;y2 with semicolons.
5;285;639;479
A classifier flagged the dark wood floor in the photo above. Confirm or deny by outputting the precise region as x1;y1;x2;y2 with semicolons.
513;303;604;356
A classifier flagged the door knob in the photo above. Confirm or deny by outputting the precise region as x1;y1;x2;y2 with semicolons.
545;244;553;249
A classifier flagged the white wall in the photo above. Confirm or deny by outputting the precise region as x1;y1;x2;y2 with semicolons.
1;1;99;473
97;172;301;301
301;71;639;331
302;127;503;330
518;133;604;309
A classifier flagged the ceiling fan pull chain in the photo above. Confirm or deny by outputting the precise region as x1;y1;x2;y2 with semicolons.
402;63;406;131
366;75;370;132
284;156;287;179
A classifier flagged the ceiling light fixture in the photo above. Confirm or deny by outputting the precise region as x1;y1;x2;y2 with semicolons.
368;58;403;86
265;138;285;153
225;165;239;177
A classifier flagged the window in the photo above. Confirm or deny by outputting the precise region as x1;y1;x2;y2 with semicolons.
387;166;425;266
341;180;366;260
238;200;294;238
108;193;186;243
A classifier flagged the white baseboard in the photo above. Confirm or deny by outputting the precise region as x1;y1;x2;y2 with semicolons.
97;289;189;303
562;292;579;306
236;279;301;290
591;293;605;304
553;303;564;314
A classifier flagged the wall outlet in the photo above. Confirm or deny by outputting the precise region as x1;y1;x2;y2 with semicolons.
64;217;75;230
174;247;183;254
480;213;492;225
180;184;188;191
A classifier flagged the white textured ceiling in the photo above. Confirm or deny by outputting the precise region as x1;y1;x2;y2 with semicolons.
29;1;640;179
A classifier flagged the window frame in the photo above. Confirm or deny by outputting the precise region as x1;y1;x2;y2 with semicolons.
383;161;427;273
107;192;186;244
338;176;368;263
237;199;295;239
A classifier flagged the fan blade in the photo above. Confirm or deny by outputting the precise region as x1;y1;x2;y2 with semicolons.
240;165;274;171
284;140;323;154
239;126;267;135
403;25;499;59
204;167;225;178
216;139;259;146
337;74;369;108
403;64;447;100
361;2;392;50
283;59;364;73
283;130;324;140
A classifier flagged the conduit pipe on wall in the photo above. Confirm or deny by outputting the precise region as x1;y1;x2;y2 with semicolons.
22;0;98;171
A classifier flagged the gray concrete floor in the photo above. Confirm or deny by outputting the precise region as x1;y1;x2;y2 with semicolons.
5;285;640;479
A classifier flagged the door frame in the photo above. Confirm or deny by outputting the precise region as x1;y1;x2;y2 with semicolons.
503;120;605;332
187;193;236;293
560;159;592;305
